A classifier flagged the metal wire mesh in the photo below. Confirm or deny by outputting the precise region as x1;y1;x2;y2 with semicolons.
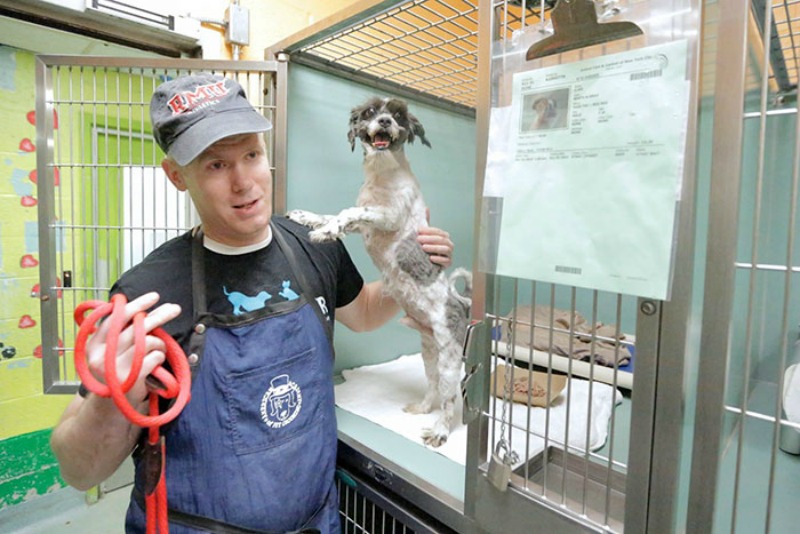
288;0;800;110
296;0;483;108
338;477;416;534
485;277;633;532
36;59;277;391
336;472;454;534
769;0;800;90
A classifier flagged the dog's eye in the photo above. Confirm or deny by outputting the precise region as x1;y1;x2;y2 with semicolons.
362;107;375;119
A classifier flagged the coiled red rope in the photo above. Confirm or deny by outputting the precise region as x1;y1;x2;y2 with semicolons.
74;294;191;534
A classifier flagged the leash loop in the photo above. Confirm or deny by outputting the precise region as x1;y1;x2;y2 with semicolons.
73;293;191;534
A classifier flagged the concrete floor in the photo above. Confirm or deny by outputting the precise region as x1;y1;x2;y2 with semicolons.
0;485;129;534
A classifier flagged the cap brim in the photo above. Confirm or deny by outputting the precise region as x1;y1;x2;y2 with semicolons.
168;108;272;166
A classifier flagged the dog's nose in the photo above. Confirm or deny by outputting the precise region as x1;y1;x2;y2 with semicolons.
378;117;392;128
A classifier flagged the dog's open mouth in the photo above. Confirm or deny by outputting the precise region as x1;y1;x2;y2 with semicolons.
371;132;392;150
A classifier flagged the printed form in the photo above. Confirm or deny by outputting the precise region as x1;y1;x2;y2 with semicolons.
485;40;690;299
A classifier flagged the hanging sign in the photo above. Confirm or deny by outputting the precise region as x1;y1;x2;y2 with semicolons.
485;39;690;300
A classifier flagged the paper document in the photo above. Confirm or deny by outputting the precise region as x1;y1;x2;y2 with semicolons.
485;40;690;299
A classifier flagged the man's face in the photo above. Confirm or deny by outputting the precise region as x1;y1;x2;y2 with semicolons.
164;133;273;247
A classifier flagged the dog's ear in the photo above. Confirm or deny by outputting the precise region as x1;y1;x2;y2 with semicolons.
407;112;432;148
347;109;360;152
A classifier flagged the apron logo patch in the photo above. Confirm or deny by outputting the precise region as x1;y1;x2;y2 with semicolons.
260;374;302;428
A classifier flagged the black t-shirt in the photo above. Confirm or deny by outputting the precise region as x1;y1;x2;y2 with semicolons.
111;216;364;352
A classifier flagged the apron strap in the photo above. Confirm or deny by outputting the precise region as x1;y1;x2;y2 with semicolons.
132;486;323;534
270;221;335;351
191;226;207;316
190;223;333;350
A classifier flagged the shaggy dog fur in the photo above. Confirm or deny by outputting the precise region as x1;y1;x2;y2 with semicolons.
287;96;472;447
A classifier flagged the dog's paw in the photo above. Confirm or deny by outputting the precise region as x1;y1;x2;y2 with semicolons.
421;427;448;448
286;210;327;229
403;401;433;415
309;221;344;242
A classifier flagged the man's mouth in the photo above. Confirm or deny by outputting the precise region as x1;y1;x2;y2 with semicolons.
371;132;392;150
234;199;258;210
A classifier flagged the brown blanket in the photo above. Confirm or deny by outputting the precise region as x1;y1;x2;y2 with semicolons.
503;305;631;367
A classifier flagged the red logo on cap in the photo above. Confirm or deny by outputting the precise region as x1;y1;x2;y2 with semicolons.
166;80;230;115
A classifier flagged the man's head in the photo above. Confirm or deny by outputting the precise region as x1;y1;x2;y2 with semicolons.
150;73;271;166
152;74;274;247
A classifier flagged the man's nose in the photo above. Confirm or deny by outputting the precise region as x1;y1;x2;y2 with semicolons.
229;166;252;192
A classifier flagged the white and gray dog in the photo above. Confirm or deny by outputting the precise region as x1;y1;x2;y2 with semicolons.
287;96;472;447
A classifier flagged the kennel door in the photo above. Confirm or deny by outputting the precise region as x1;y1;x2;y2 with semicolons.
35;56;284;393
687;1;800;532
466;1;702;532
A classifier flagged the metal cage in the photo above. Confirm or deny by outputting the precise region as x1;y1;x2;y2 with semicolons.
35;56;284;393
34;1;800;532
269;1;702;532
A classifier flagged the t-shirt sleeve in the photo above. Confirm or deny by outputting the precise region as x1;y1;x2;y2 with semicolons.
335;242;364;309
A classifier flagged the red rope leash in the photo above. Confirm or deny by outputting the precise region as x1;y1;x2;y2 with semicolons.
74;294;191;534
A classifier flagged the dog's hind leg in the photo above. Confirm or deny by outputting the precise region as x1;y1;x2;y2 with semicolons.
420;293;470;447
404;333;438;416
421;340;462;448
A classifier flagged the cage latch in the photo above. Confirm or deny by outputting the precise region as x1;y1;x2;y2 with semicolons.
461;319;491;425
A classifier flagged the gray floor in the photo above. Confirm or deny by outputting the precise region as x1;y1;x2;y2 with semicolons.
1;383;797;533
712;381;800;534
0;485;129;533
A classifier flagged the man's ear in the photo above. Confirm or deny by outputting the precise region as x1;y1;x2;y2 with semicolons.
162;159;187;192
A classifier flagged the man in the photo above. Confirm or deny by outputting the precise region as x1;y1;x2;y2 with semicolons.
50;74;454;533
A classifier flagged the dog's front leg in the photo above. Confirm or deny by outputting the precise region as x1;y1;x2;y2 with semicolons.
285;209;334;229
308;206;397;242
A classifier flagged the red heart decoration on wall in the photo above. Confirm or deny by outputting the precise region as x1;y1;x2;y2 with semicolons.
19;139;35;152
33;339;64;359
25;110;58;128
19;315;36;328
20;254;38;268
27;168;59;186
30;279;63;298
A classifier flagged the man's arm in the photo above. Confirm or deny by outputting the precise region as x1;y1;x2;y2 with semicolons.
50;293;180;490
336;281;400;332
50;392;145;490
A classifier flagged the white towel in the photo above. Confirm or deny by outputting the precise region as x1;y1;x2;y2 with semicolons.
784;364;800;424
335;353;622;466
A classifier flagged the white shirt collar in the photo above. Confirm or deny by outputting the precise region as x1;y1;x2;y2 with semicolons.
202;226;273;255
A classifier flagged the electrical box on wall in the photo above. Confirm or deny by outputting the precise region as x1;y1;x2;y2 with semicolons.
225;4;249;46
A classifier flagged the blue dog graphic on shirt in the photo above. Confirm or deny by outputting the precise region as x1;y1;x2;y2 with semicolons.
223;287;272;315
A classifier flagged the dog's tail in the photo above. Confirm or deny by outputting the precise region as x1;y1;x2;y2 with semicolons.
448;267;473;308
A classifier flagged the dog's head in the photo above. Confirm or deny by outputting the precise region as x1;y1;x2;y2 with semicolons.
532;97;556;119
348;97;431;154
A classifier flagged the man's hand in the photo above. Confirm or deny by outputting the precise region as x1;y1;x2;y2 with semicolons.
84;292;181;404
417;226;454;268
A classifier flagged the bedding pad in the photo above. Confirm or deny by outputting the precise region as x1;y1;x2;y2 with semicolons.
335;353;622;466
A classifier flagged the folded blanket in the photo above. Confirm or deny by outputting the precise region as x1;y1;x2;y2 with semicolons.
335;353;622;467
504;305;631;367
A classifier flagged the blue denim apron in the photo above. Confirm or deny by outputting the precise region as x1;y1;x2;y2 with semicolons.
126;223;340;534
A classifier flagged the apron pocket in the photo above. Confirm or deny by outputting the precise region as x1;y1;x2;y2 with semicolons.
223;345;326;455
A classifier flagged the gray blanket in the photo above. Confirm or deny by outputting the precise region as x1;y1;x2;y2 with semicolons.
503;305;631;367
